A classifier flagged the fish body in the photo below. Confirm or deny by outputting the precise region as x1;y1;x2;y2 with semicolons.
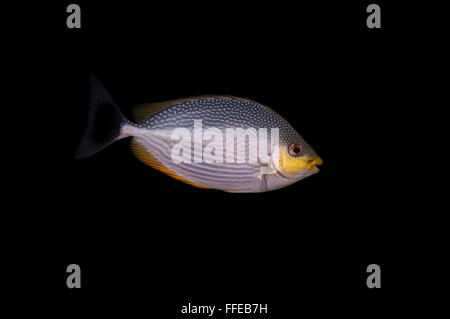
76;75;322;192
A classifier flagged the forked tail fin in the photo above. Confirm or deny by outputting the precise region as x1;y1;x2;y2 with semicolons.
75;74;126;159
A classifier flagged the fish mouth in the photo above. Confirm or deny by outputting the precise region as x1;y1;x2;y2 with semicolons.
282;156;322;180
277;156;323;180
300;156;322;176
307;156;323;171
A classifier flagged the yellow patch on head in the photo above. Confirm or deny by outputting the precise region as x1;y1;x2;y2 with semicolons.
279;148;323;174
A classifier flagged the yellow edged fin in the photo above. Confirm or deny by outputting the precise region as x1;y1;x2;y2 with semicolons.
132;97;208;123
130;138;210;189
132;102;171;123
132;95;262;123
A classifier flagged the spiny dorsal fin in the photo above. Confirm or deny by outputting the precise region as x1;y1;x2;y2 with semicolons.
132;102;172;123
130;138;210;189
131;95;254;123
131;97;208;123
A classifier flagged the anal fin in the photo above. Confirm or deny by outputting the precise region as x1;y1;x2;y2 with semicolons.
130;138;210;189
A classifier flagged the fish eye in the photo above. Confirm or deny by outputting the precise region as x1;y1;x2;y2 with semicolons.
288;144;303;157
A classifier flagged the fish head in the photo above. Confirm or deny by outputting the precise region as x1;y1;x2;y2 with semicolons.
265;132;322;190
278;142;322;175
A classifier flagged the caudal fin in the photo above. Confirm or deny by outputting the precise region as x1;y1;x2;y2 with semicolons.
75;74;126;159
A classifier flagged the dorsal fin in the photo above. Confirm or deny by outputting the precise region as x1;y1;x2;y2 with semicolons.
131;96;210;123
130;138;210;189
132;102;173;123
131;95;256;123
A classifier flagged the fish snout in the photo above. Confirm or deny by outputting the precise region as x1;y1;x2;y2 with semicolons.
307;156;323;169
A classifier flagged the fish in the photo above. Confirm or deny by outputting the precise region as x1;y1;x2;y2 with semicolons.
75;74;322;192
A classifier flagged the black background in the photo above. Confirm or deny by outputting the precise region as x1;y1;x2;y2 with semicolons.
12;0;443;317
